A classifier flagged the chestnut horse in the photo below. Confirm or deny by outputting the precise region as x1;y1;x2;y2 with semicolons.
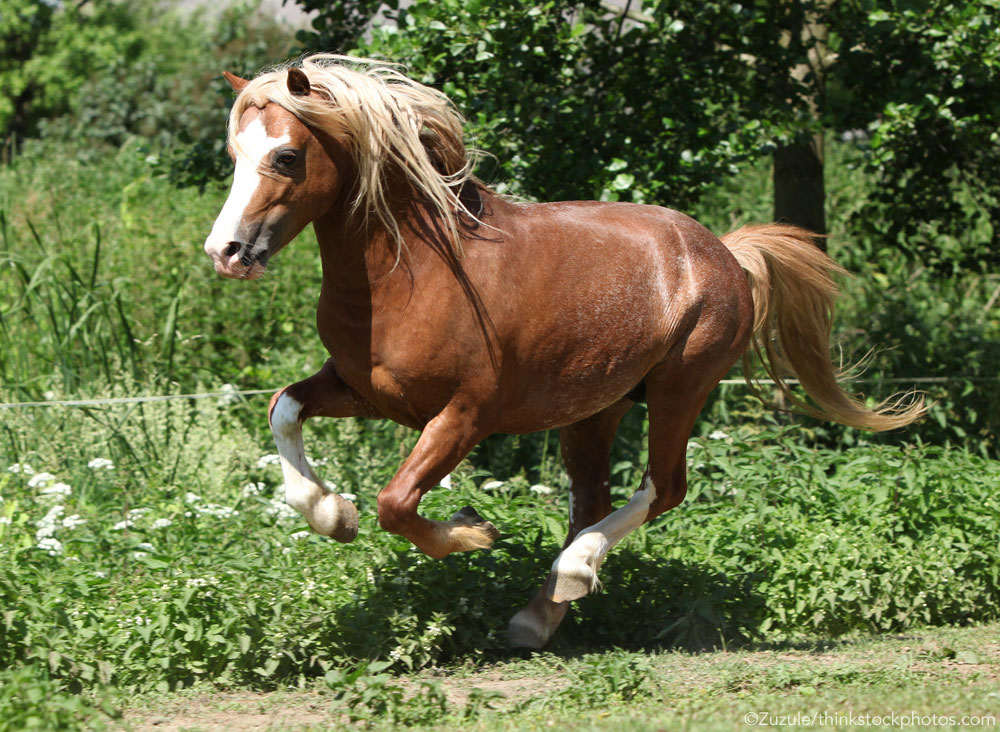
204;55;923;648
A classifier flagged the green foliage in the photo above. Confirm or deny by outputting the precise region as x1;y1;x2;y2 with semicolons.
336;0;767;209
1;0;145;142
0;665;117;732
291;0;1000;266
325;661;448;725
1;411;998;696
839;1;1000;269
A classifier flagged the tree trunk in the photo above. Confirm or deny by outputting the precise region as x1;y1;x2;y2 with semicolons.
773;132;826;245
772;1;831;249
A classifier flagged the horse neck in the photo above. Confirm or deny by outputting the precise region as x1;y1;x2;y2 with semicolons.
313;174;464;297
313;211;399;295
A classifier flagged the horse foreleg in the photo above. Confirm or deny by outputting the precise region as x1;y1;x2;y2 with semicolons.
269;359;380;542
508;400;631;648
376;407;497;559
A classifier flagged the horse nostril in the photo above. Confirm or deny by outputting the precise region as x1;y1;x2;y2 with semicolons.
222;241;242;258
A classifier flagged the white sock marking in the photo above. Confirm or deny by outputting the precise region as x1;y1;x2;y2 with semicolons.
552;475;656;581
270;392;350;536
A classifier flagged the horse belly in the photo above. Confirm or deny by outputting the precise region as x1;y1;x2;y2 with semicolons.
497;305;668;433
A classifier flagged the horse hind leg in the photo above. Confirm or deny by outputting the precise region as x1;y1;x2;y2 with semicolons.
546;366;724;605
508;399;631;648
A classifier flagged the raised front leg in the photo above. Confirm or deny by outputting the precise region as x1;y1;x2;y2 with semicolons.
269;359;380;542
376;406;498;559
508;399;632;648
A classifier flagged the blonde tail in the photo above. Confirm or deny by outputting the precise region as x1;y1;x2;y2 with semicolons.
720;223;926;431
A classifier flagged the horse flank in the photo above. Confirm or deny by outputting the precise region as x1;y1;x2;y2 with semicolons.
229;54;480;261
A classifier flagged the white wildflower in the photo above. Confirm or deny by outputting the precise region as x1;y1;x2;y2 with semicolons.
41;482;71;497
708;430;729;440
266;495;298;520
530;484;553;496
133;552;148;559
35;505;65;540
37;537;63;555
0;516;10;525
151;518;173;529
7;463;34;475
111;520;134;531
256;454;281;468
184;492;201;504
439;474;453;489
94;571;106;578
306;456;328;467
87;458;114;470
28;472;56;488
242;482;265;497
61;514;86;529
136;542;155;552
481;480;505;492
127;508;150;520
187;577;208;587
194;503;237;518
217;383;240;405
339;493;357;503
290;531;310;541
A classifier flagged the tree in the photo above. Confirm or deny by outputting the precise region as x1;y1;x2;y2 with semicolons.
291;0;1000;267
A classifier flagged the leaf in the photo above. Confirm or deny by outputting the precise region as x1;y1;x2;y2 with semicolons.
611;173;635;190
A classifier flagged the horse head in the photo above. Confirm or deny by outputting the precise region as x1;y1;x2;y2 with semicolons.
204;57;480;280
204;69;344;279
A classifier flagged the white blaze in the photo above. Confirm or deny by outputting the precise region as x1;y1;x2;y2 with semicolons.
205;118;290;256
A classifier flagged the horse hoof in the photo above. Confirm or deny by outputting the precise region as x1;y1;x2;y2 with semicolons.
507;611;549;649
450;506;501;542
450;505;485;523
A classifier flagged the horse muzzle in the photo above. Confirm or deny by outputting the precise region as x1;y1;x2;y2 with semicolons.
205;239;269;279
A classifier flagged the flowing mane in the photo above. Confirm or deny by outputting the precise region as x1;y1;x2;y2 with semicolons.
229;54;479;256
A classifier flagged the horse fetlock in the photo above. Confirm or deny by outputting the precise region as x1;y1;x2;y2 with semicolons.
449;506;500;544
547;563;598;603
308;492;359;543
448;520;500;551
547;533;606;602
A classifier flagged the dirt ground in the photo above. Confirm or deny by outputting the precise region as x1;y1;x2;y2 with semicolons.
122;629;1000;732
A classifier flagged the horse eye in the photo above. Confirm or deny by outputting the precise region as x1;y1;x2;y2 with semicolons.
275;151;298;168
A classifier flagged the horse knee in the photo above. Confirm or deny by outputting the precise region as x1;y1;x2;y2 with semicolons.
376;490;409;535
269;389;302;433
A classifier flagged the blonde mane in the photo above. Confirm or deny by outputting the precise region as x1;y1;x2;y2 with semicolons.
229;54;480;257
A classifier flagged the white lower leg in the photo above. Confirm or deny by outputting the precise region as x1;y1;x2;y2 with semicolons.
548;475;656;602
270;393;358;542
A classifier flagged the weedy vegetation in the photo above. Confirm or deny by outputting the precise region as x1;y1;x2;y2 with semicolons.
0;2;998;730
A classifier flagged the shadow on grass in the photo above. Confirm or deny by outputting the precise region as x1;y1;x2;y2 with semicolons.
328;533;768;664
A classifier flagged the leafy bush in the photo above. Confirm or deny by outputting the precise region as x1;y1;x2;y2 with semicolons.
0;665;117;732
1;413;998;694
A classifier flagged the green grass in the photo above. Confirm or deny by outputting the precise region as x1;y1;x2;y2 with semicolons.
1;135;998;731
114;622;1000;730
2;418;999;691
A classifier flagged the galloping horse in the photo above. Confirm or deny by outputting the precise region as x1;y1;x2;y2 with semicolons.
204;55;923;648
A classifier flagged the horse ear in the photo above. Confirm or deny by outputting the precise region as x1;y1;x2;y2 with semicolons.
287;68;311;97
223;71;249;93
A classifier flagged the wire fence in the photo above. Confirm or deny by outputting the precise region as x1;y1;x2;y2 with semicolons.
0;376;992;410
